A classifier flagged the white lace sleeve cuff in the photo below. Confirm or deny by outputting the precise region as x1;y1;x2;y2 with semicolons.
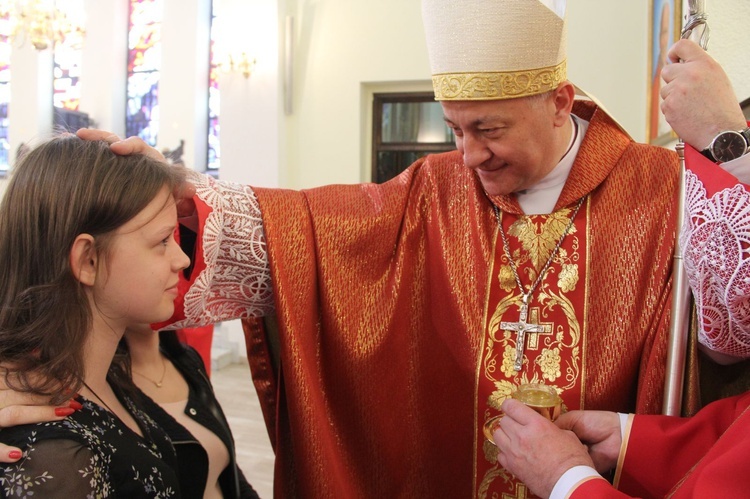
170;172;275;328
681;169;750;357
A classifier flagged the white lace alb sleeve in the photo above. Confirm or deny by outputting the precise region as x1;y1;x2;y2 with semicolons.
681;169;750;357
169;172;275;329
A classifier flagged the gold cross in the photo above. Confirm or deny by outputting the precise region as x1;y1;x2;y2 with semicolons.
526;307;553;350
500;295;546;371
502;482;529;499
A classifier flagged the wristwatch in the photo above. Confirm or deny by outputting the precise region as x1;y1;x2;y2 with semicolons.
701;127;750;163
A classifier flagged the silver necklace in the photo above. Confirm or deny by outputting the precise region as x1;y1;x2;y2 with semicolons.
493;196;585;371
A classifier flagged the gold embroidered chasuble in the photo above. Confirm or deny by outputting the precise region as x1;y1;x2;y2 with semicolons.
246;101;693;498
476;202;589;497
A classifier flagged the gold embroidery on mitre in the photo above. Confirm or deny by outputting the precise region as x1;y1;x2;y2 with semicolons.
432;60;566;101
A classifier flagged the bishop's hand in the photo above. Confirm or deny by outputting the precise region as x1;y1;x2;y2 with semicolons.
660;39;746;151
554;409;622;474
491;398;593;499
76;129;197;218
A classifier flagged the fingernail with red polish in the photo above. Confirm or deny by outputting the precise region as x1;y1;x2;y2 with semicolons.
8;450;22;460
68;400;83;410
55;407;75;417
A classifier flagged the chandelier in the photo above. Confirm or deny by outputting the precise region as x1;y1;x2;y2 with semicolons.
218;51;256;79
1;0;85;51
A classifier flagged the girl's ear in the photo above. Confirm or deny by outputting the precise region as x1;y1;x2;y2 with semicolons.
69;234;97;286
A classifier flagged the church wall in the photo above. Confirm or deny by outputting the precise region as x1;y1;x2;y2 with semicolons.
287;0;653;189
703;1;750;104
281;0;431;189
285;0;750;188
159;0;211;174
214;0;282;188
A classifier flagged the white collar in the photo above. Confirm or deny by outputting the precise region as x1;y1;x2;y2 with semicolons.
517;114;589;215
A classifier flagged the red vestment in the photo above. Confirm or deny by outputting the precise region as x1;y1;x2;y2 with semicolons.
174;101;694;498
570;391;750;498
561;144;750;498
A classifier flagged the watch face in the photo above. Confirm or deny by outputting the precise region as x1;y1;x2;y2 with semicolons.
711;131;748;162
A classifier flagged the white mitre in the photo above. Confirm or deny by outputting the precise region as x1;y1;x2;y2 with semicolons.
422;0;568;100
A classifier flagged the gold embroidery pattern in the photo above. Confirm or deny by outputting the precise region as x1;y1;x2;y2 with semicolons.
507;209;576;272
432;61;566;101
479;208;583;497
487;379;516;412
500;346;517;378
498;265;517;292
538;347;562;381
477;465;515;498
558;259;579;292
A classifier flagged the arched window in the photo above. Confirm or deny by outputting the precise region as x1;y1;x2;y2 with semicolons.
53;0;87;132
0;10;10;172
53;0;84;111
207;1;219;171
126;0;163;146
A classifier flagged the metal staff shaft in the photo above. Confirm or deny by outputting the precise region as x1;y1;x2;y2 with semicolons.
662;0;709;416
663;143;691;416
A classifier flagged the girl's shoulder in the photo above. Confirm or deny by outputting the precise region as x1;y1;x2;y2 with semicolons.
0;397;180;497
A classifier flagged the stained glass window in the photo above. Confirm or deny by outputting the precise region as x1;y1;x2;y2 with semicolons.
0;10;10;172
53;0;85;112
207;1;219;171
126;0;163;146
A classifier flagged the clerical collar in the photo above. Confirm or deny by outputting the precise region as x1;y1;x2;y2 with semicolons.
517;114;589;215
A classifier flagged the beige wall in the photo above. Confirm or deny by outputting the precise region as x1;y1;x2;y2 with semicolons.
285;0;655;189
282;0;750;188
282;0;432;188
702;1;750;101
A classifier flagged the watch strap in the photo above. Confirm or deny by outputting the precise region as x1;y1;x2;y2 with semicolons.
700;146;716;162
740;126;750;147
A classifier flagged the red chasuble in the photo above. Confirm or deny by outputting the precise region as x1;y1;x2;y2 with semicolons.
569;391;750;498
182;101;693;498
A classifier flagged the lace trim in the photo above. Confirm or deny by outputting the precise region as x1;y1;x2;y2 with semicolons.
170;172;274;329
682;170;750;357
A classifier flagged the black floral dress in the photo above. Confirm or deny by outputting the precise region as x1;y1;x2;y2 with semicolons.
0;388;180;498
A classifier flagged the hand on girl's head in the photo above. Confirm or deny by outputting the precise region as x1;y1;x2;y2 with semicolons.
76;129;166;161
75;128;197;217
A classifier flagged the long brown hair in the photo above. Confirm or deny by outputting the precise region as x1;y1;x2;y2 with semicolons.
0;135;185;404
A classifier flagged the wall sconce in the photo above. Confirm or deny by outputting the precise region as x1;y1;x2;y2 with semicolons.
1;0;85;51
218;51;256;79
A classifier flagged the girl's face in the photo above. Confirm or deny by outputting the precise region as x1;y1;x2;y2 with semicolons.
92;186;190;329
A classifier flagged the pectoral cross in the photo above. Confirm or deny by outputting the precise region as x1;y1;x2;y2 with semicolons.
500;294;546;371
